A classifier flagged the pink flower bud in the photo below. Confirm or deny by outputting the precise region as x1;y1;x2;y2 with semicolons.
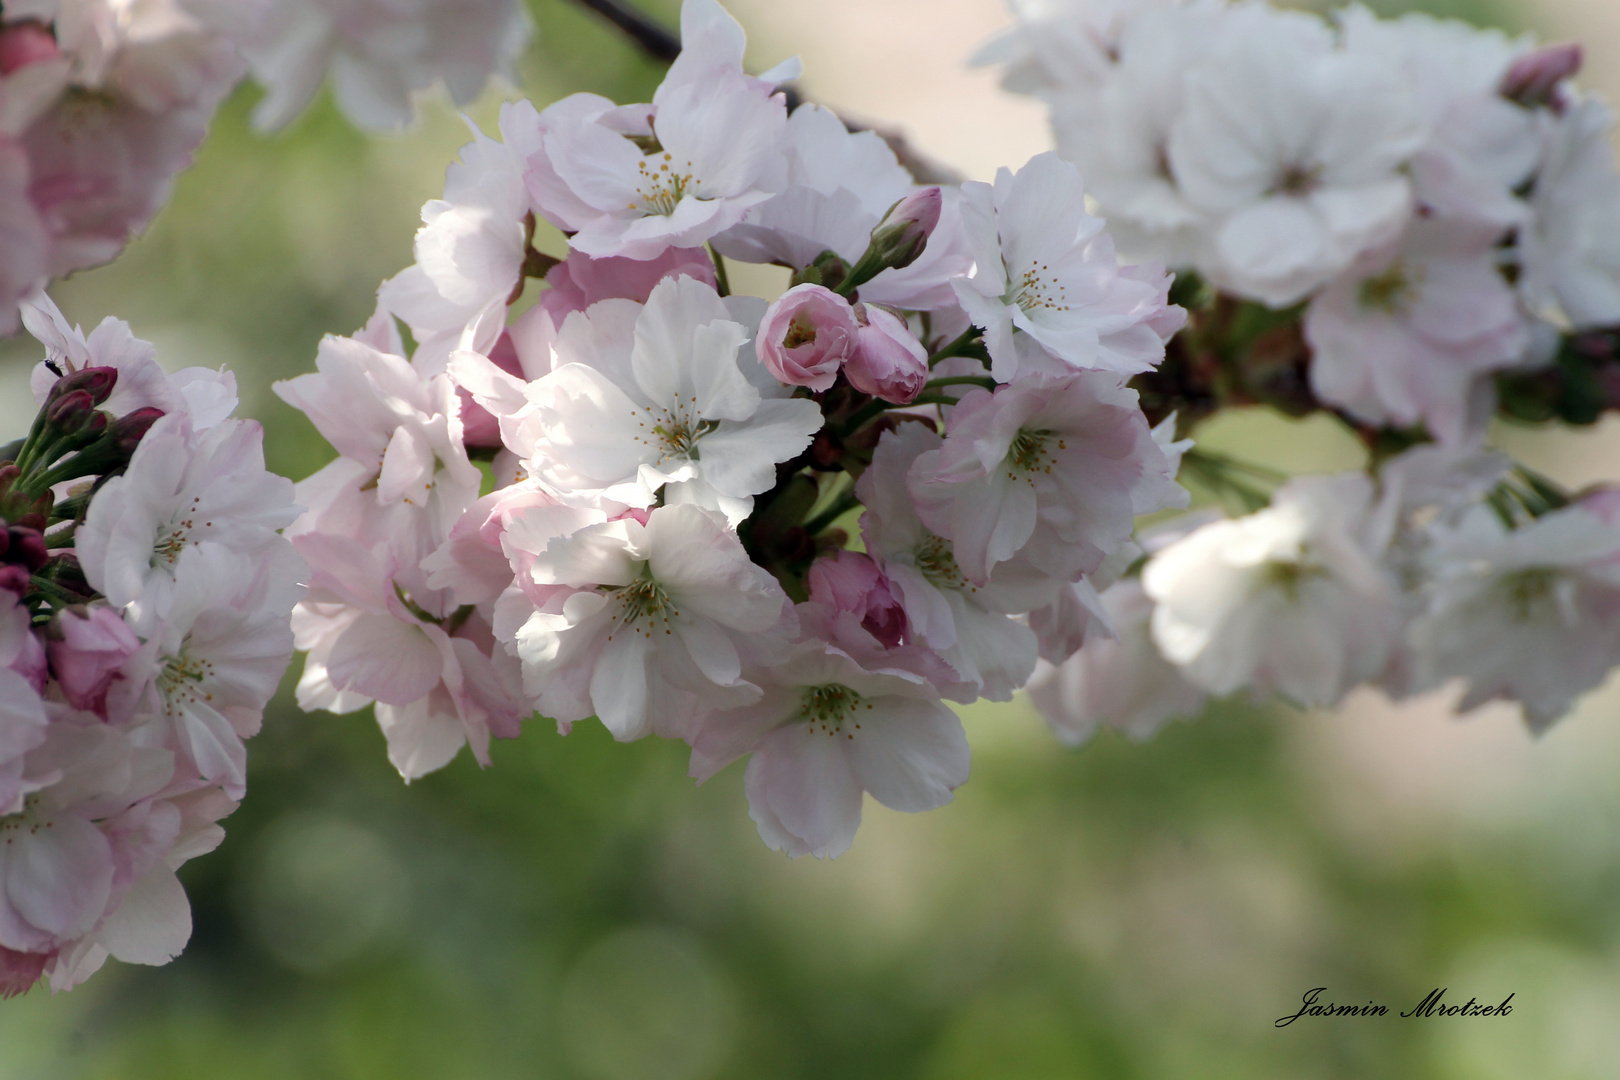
0;22;59;76
109;407;164;454
6;526;46;571
48;605;140;717
758;284;860;391
807;550;908;649
1501;44;1583;111
845;305;928;404
869;187;943;271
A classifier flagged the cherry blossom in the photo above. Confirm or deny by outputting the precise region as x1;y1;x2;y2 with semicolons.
507;503;791;742
689;642;969;859
952;152;1182;381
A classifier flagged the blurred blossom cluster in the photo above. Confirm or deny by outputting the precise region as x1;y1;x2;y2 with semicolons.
0;0;531;329
0;294;302;996
277;0;1192;861
974;0;1620;744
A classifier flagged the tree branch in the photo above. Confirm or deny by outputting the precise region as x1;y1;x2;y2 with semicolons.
562;0;967;186
569;0;681;61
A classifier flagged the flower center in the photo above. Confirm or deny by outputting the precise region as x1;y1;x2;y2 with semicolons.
0;794;45;840
798;683;871;738
1271;162;1323;197
1261;559;1327;602
633;152;700;217
1006;262;1070;315
1006;428;1062;483
607;574;679;639
915;534;975;594
1357;263;1417;314
631;400;720;463
152;496;208;568
157;645;216;716
1499;567;1562;621
782;317;817;350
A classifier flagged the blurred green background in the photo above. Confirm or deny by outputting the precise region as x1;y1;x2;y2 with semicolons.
7;0;1620;1077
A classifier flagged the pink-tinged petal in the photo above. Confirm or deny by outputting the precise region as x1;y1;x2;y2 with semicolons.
590;631;653;741
171;699;249;800
743;755;814;859
97;866;190;966
376;700;467;780
847;697;970;813
752;723;863;859
4;814;113;943
326;614;444;705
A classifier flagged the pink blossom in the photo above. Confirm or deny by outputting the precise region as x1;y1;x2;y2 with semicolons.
689;643;969;859
0;716;173;961
47;605;140;718
907;373;1187;586
507;504;792;742
23;291;237;425
806;551;908;649
420;480;559;607
291;532;524;779
1304;221;1531;444
952;153;1180;381
1027;579;1207;746
757;284;860;391
855;422;1042;701
1501;43;1582;111
191;0;531;132
845;304;927;404
710;103;913;271
522;31;789;261
539;246;715;324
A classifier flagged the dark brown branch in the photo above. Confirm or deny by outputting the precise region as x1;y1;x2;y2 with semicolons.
561;0;967;186
570;0;681;62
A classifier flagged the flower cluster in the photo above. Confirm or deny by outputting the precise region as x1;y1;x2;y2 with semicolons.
985;0;1620;443
0;0;530;331
1034;446;1620;742
0;293;303;996
279;0;1191;858
977;0;1620;743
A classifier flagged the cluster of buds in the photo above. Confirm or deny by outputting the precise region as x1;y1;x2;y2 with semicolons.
0;293;303;996
279;0;1190;859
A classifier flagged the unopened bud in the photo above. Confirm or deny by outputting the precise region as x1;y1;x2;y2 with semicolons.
1502;44;1583;111
40;553;90;597
790;250;851;293
868;187;942;272
109;407;164;454
45;389;97;433
0;22;60;75
6;527;48;572
45;366;118;408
